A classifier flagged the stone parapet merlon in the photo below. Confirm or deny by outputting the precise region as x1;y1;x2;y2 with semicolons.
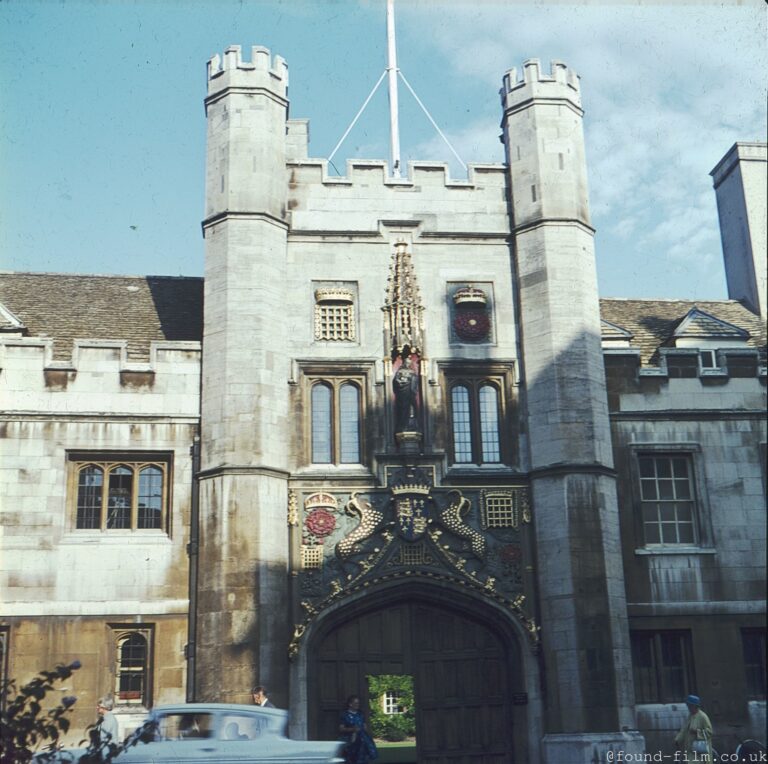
500;59;582;114
0;336;201;374
287;158;508;189
206;45;288;101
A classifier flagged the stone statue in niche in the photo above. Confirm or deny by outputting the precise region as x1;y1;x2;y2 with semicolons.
392;356;420;433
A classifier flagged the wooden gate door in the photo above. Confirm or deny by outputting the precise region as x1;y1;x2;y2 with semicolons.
412;603;512;764
314;603;413;741
311;599;513;762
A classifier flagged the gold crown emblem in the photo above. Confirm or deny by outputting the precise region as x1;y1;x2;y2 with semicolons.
391;483;431;496
453;286;487;306
304;492;338;510
314;288;353;304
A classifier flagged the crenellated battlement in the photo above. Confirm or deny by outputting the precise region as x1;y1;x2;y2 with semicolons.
287;158;507;189
0;338;201;415
0;337;200;377
206;45;288;99
501;59;581;112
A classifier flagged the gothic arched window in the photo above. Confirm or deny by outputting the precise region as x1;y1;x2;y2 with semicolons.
309;378;363;465
113;629;152;706
77;465;104;528
311;383;333;463
448;378;505;465
478;384;501;463
71;457;169;531
339;383;361;463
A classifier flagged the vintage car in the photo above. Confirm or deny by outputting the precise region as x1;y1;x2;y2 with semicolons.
36;703;345;763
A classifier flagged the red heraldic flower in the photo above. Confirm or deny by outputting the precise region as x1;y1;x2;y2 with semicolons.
453;311;490;341
305;508;336;538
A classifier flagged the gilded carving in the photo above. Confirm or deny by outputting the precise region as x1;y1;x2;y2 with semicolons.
521;490;532;523
288;476;539;659
441;490;486;559
287;490;298;527
335;492;384;559
287;624;306;659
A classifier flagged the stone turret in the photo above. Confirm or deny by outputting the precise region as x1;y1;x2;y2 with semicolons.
501;59;589;226
196;45;291;704
501;60;643;762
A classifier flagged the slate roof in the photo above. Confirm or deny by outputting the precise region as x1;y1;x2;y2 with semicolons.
0;273;764;369
0;273;204;362
599;298;766;366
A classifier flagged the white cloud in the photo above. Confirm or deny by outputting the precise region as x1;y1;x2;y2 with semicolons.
407;117;504;175
397;1;766;297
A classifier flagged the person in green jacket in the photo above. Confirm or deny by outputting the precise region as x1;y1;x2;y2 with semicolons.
675;694;713;762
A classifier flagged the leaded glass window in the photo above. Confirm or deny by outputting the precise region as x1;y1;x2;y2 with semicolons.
311;384;333;464
451;386;472;463
138;466;164;529
339;383;360;464
107;466;133;529
111;626;153;707
309;379;362;465
448;379;504;465
77;466;104;529
70;457;169;532
117;632;147;702
479;385;500;462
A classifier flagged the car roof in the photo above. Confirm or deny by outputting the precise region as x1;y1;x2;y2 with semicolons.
152;703;287;717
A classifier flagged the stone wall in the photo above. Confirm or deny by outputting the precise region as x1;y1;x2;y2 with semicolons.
0;337;200;742
609;357;767;754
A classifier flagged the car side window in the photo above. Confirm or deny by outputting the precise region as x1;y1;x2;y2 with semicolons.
220;713;266;741
157;712;214;740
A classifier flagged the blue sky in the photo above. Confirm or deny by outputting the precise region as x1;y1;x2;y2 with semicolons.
1;0;765;299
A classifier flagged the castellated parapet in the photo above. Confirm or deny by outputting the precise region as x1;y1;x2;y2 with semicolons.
206;45;288;102
501;59;581;114
0;338;201;417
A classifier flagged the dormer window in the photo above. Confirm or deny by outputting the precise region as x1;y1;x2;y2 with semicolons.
672;307;750;355
699;350;717;369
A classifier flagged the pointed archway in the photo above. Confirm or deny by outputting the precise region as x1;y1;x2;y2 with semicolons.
305;581;535;763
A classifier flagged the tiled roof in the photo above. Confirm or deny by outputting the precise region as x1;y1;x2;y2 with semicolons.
1;273;764;369
599;298;766;365
0;301;25;332
0;273;204;362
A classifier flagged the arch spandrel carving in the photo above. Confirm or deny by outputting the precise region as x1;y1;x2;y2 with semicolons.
288;465;538;659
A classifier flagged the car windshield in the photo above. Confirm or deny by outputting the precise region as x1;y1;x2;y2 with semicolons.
157;712;214;740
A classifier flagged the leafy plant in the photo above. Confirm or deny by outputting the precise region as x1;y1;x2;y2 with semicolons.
366;674;416;742
0;662;155;764
0;661;81;763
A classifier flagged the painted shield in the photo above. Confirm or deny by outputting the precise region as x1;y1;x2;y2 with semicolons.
394;493;430;541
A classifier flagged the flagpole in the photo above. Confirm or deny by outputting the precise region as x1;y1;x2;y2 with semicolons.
386;0;401;178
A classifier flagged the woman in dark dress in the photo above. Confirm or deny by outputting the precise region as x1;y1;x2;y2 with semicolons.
339;695;378;764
